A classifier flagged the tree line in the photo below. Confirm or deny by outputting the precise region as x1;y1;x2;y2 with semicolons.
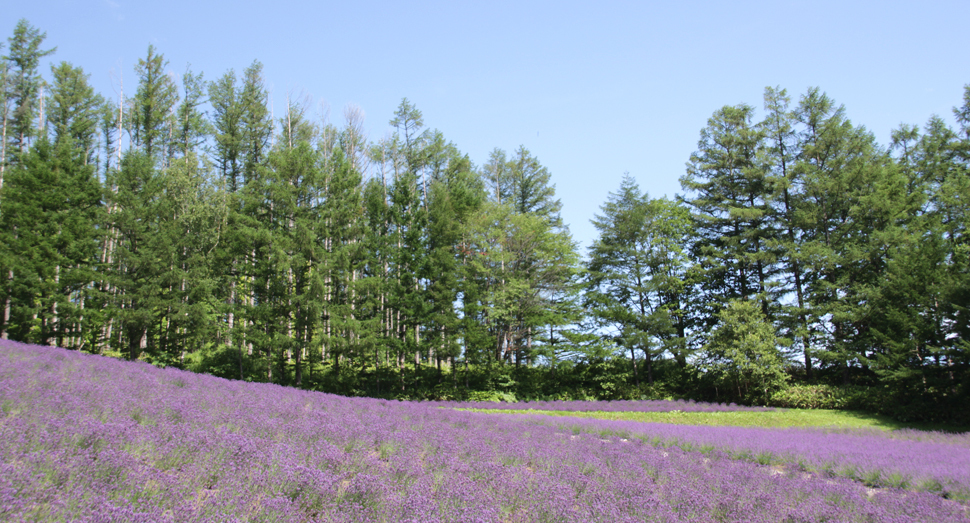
0;20;966;421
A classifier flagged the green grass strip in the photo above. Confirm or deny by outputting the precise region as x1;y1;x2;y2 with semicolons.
460;408;967;432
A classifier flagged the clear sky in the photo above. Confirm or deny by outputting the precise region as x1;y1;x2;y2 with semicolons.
5;0;969;253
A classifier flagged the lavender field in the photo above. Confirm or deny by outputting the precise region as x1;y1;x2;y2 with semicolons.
1;340;968;522
500;415;970;500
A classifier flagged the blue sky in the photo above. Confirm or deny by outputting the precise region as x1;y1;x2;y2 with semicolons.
6;0;969;252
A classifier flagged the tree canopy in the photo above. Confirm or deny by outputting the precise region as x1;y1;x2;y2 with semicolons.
0;20;966;423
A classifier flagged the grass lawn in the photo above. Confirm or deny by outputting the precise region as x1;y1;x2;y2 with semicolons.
464;407;970;432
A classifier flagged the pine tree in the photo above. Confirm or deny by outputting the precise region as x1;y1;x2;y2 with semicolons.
483;146;563;227
587;175;692;386
172;66;210;159
209;69;243;192
681;103;775;323
0;137;102;345
319;145;365;379
0;40;9;185
129;45;177;161
267;139;324;385
793;88;907;383
47;62;103;163
4;19;55;163
225;60;274;377
868;99;970;416
760;86;814;376
240;61;272;185
423;149;482;378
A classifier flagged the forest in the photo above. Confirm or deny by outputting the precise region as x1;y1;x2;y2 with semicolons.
0;20;967;423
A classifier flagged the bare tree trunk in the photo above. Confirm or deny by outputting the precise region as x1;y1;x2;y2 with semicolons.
526;327;532;367
2;226;17;339
248;247;255;356
464;336;469;390
53;264;60;347
117;70;123;164
1;269;11;339
645;347;654;386
414;324;421;366
97;68;124;353
38;85;45;138
630;346;640;388
0;97;7;189
294;325;303;387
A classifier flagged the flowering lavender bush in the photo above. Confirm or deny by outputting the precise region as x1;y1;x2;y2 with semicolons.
434;398;774;413
816;427;970;447
504;413;970;501
1;339;967;522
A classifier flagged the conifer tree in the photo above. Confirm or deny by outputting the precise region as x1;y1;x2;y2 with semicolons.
0;137;101;346
4;19;55;162
105;150;161;360
227;60;274;377
587;175;692;385
148;154;224;364
47;62;102;163
760;86;814;376
681;103;775;324
423;149;482;377
172;67;210;159
791;88;899;382
209;69;243;192
129;45;177;161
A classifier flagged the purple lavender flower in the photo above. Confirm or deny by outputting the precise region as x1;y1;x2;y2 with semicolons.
1;339;967;522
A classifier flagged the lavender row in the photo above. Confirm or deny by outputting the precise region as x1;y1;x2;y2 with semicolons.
803;426;970;448
433;398;774;413
504;413;970;501
1;340;967;522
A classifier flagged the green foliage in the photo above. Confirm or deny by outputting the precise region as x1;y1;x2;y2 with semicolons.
0;21;966;425
129;44;178;160
700;299;789;404
482;146;563;227
586;175;693;387
769;384;870;410
47;61;103;157
3;19;56;160
681;103;773;308
466;390;518;403
0;137;102;346
172;67;211;159
486;407;962;432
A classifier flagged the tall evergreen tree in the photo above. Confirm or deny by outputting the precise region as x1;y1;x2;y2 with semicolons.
105;150;162;360
151;152;226;365
224;60;274;377
587;175;693;385
0;137;101;345
681;103;775;324
791;88;900;382
240;61;273;185
760;86;814;375
0;40;8;185
47;62;102;163
483;146;563;227
209;69;243;192
172;66;210;159
129;45;177;161
3;19;55;163
423;149;482;377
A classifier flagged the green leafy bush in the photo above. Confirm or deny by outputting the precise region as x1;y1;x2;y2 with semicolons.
769;384;868;410
466;390;518;403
